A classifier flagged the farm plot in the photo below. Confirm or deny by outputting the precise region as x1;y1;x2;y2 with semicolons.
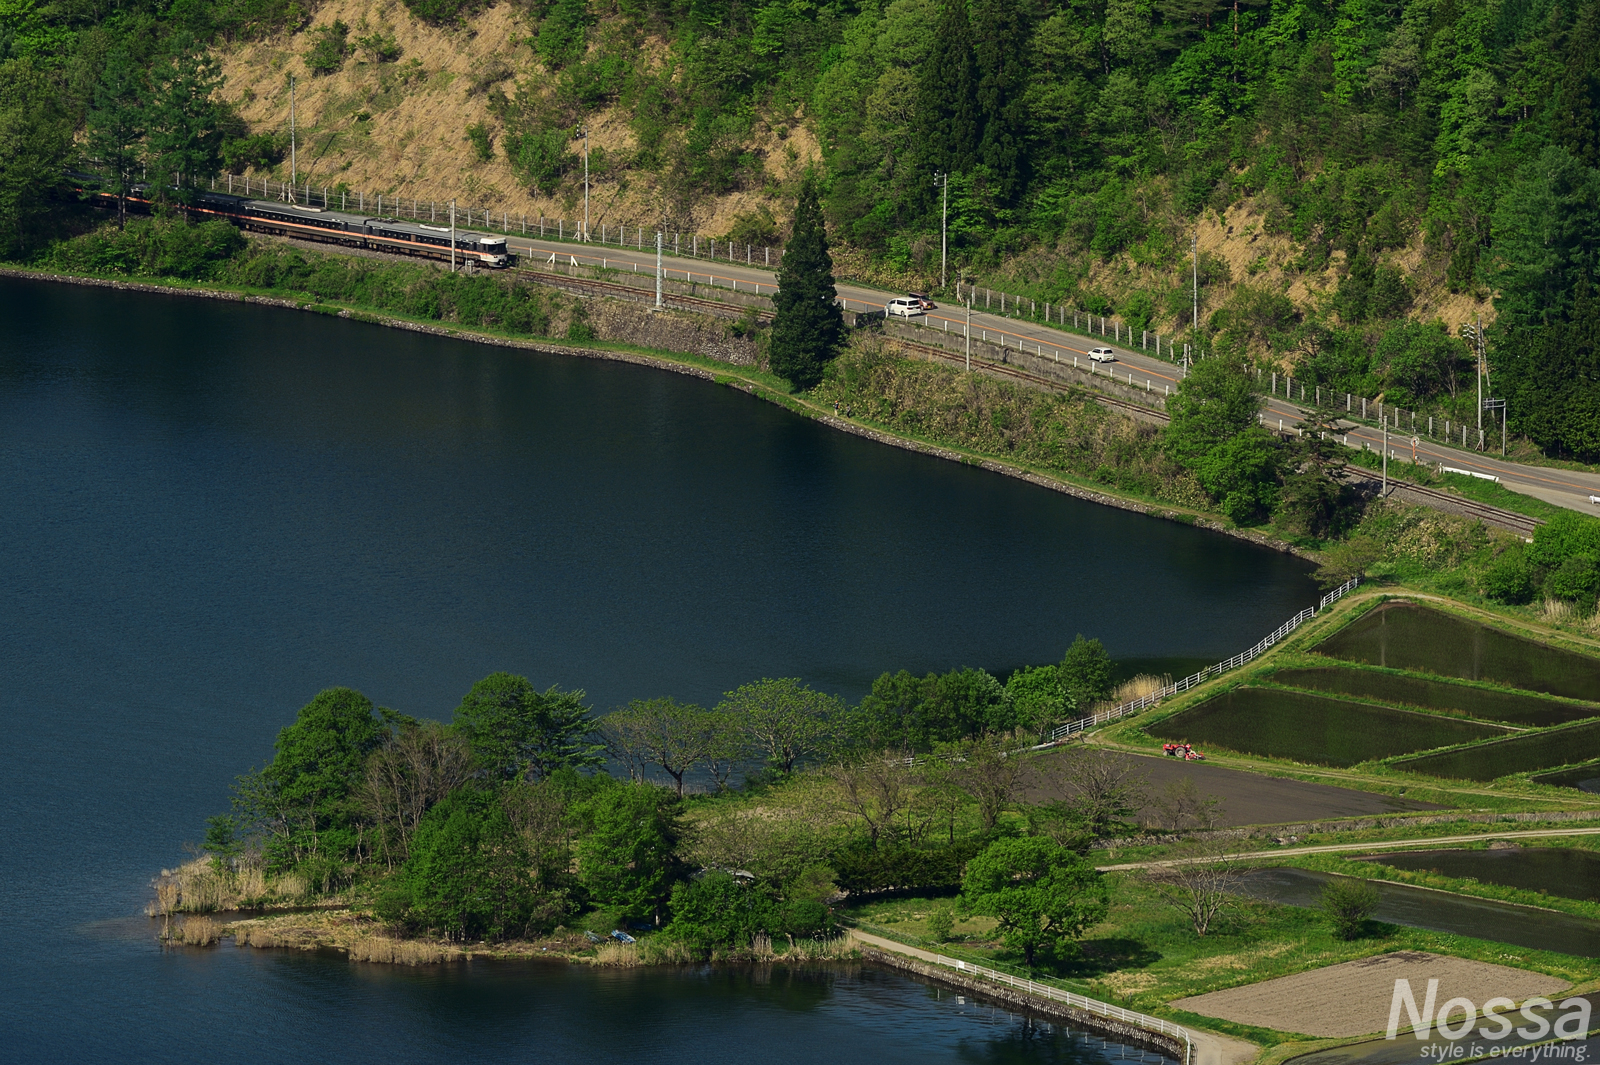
1147;688;1510;767
1270;665;1600;727
1314;602;1600;702
1023;751;1441;827
1170;951;1569;1038
1396;718;1600;781
1359;847;1600;903
1533;760;1600;792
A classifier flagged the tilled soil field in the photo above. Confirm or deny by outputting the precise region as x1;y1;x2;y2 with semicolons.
1026;750;1441;828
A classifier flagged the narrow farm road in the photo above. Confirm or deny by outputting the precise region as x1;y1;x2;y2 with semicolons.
1096;825;1600;871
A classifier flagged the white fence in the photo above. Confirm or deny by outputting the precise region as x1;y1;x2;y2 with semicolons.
1048;577;1360;742
910;945;1192;1064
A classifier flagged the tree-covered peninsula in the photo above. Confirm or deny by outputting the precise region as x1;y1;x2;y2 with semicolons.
166;643;1130;957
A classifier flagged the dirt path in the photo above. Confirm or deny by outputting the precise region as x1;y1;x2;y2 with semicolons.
1098;824;1600;870
845;929;1259;1065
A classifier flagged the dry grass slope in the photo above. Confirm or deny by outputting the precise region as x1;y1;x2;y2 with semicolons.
214;3;819;234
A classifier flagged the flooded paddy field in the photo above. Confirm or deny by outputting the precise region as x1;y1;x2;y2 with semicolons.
1313;602;1600;702
1268;665;1600;728
1146;688;1509;767
1358;846;1600;903
1395;719;1600;781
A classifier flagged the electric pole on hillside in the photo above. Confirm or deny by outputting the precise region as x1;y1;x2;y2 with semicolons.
1462;317;1487;447
289;76;296;203
1191;226;1199;343
450;200;456;272
655;230;663;310
934;170;949;290
575;126;589;241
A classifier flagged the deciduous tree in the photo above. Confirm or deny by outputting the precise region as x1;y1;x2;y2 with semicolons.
960;837;1108;966
453;672;603;782
718;676;841;775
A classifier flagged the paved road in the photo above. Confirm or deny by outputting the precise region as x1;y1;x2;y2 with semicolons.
497;232;1600;514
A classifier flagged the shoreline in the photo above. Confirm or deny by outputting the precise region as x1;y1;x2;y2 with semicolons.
0;265;1313;562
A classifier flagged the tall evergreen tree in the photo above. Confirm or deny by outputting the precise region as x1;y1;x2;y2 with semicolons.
143;39;225;210
1502;280;1600;462
973;0;1031;203
915;0;980;177
770;175;844;391
0;58;72;256
85;49;147;229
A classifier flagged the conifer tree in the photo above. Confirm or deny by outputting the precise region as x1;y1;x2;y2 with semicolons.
915;0;980;176
84;49;146;229
770;175;844;391
144;39;225;210
973;0;1031;203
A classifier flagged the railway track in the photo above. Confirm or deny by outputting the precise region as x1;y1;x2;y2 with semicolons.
514;267;770;321
1380;477;1543;536
892;337;1170;421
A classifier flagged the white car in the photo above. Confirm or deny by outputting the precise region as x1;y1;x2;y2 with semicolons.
886;297;925;317
1087;347;1117;363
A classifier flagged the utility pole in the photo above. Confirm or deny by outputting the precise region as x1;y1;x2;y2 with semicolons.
965;293;972;371
934;171;949;291
1382;417;1389;498
1461;316;1487;447
289;76;296;203
654;230;663;309
450;200;456;272
1192;226;1199;337
577;126;589;241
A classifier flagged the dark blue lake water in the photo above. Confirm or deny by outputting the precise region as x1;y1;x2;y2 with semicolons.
0;277;1317;1062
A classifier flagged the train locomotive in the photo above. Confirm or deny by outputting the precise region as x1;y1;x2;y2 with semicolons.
84;179;512;268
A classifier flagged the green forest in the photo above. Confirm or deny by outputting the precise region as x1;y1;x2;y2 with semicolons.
4;0;1600;456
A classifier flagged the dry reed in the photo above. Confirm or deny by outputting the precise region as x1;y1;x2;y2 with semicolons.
169;916;223;946
1540;598;1582;626
592;941;641;966
346;935;462;965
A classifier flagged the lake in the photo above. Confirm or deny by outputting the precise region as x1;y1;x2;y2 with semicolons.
0;277;1320;1061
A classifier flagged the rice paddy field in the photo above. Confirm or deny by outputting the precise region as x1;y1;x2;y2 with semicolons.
1267;665;1600;727
1145;687;1510;767
1313;602;1600;701
1532;760;1600;790
1394;718;1600;781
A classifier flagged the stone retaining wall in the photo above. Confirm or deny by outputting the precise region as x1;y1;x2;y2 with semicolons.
859;947;1186;1059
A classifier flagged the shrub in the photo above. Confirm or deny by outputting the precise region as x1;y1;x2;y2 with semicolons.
1547;553;1600;603
221;132;285;172
1480;546;1538;604
1321;877;1381;940
925;904;954;942
505;127;574;196
48;218;245;280
356;32;402;64
305;20;351;76
466;122;493;163
667;872;777;953
401;0;485;24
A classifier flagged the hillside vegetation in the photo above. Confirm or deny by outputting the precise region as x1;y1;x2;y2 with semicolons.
3;0;1600;456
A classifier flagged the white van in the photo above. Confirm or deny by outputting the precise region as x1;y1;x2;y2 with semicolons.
886;297;924;317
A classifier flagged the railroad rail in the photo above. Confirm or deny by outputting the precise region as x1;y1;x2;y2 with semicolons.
1381;477;1543;536
891;337;1169;421
513;267;771;321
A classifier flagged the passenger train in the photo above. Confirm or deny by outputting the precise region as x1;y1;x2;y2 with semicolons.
84;179;512;268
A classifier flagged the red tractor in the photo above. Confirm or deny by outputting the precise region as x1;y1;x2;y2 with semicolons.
1162;742;1206;761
